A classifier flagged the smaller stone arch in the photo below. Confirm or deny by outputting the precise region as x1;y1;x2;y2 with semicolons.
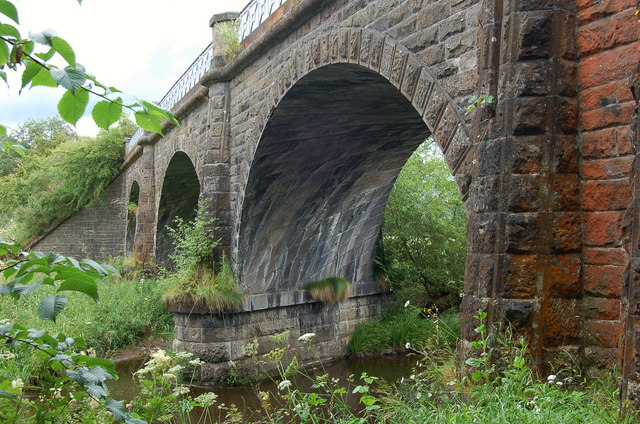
125;181;141;256
155;151;201;267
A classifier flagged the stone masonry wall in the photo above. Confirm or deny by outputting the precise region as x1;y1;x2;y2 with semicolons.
32;173;128;261
171;287;389;384
577;0;639;368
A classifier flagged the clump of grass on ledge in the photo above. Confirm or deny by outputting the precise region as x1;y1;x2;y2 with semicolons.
162;203;245;313
303;276;351;304
163;255;246;312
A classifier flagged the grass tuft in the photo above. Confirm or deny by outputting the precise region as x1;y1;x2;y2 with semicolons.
303;277;351;304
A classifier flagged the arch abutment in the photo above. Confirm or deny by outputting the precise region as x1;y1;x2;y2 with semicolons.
621;66;640;411
133;145;157;264
202;81;233;258
462;0;580;371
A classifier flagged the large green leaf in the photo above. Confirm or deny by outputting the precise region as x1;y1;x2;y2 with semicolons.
57;88;89;126
0;0;18;24
31;67;57;88
52;36;75;68
0;124;5;136
92;100;122;130
0;38;8;67
0;23;19;38
21;60;41;90
50;65;86;92
135;111;162;134
38;295;68;322
57;277;98;301
29;29;57;46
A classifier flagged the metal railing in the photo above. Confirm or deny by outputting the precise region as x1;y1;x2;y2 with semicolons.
127;0;285;152
127;43;214;151
238;0;286;41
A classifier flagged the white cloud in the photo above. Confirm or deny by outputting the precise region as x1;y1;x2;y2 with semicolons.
1;0;248;135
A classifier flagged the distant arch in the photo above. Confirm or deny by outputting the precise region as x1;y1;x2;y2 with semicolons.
125;181;140;256
155;151;200;267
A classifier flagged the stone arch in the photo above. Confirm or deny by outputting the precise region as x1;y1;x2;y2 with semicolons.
125;180;140;256
236;58;472;294
155;151;201;267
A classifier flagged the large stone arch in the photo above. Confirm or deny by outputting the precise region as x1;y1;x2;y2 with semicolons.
234;27;476;294
155;151;201;267
232;28;474;286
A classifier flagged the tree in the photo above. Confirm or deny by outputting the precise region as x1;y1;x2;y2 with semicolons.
378;139;467;311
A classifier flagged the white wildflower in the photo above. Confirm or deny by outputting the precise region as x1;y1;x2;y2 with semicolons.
151;349;171;365
172;385;190;396
404;300;410;308
11;378;23;390
416;393;422;399
298;333;316;342
162;373;177;380
168;364;184;374
189;358;204;366
278;379;292;391
175;351;193;360
556;381;563;386
195;392;218;407
547;374;557;382
447;379;457;387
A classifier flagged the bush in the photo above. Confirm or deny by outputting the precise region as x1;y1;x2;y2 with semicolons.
162;202;246;312
378;138;467;310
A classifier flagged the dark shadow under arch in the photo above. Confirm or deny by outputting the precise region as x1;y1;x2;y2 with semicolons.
237;63;451;294
125;181;140;256
155;151;200;267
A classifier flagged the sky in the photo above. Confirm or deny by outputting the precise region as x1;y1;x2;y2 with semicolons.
1;0;249;136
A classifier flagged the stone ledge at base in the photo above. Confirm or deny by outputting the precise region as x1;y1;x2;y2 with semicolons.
170;289;390;385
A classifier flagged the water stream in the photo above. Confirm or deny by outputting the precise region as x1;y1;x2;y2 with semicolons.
108;354;418;421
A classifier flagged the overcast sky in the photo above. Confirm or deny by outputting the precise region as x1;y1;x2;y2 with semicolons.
1;0;249;135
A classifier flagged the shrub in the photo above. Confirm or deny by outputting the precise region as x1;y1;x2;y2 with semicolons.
303;277;351;304
162;202;246;312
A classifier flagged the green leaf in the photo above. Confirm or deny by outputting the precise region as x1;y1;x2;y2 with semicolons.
85;384;108;399
0;70;6;85
34;47;55;62
29;29;57;46
0;0;18;24
135;111;163;134
141;101;178;125
0;124;5;136
92;100;122;130
31;67;57;88
38;295;68;322
52;36;75;68
20;60;41;90
0;23;19;38
105;399;128;421
57;88;89;126
12;281;43;295
0;389;17;400
0;38;8;67
57;277;98;301
50;65;86;92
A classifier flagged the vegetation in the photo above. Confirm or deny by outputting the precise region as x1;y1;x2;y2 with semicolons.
303;277;350;304
0;119;134;245
378;138;467;310
214;19;242;62
348;305;459;356
162;204;246;312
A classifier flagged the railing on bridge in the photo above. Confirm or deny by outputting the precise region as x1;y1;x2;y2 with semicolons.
238;0;286;41
127;0;283;152
127;43;214;152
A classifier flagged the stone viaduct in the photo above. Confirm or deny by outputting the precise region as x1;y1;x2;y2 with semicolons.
30;0;640;408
